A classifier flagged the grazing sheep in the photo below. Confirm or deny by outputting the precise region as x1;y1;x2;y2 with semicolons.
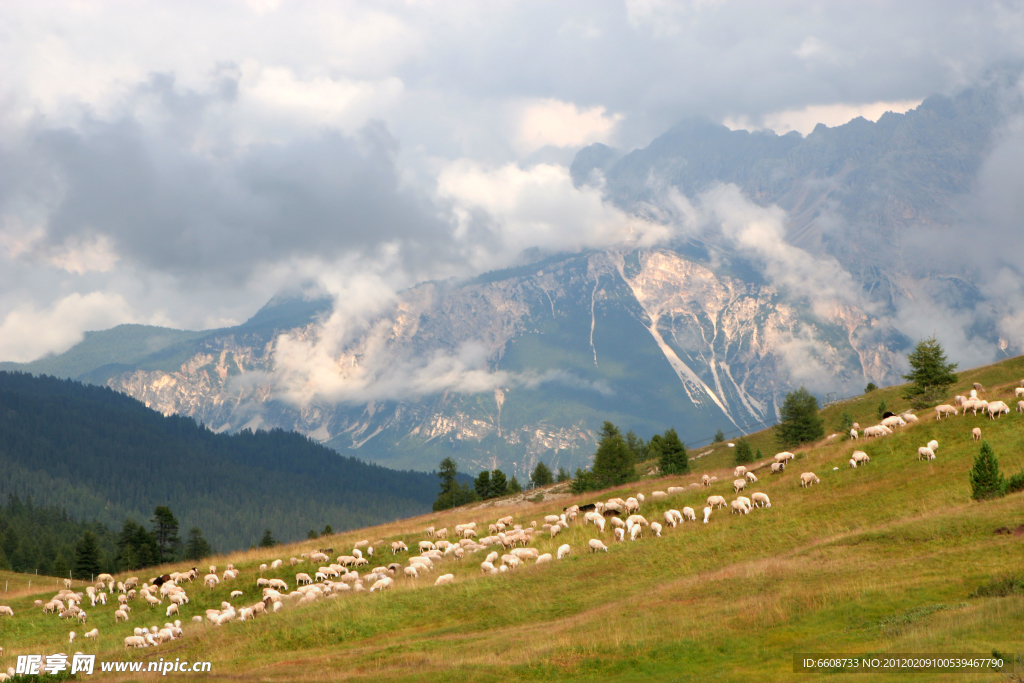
403;566;419;580
650;522;662;537
849;458;857;469
703;506;711;524
880;415;907;428
588;539;609;553
707;495;727;509
901;412;919;423
115;610;129;623
934;404;958;419
972;427;982;441
166;604;179;617
734;466;748;478
651;491;668;500
701;474;711;487
745;472;758;483
535;553;553;565
973;382;985;393
852;451;870;465
918;447;935;461
666;487;685;496
681;507;696;523
733;478;746;494
0;606;12;617
613;527;625;542
774;452;795;465
556;544;572;560
629;524;642;541
370;577;394;592
751;492;771;508
610;516;625;529
954;395;966;406
850;428;858;440
927;439;939;452
434;574;454;586
1018;400;1024;414
770;462;785;474
730;499;749;515
84;628;99;639
799;472;820;487
864;425;893;437
987;401;1010;419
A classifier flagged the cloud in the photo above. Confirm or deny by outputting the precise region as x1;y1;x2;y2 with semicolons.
724;99;922;136
0;291;135;362
517;99;622;152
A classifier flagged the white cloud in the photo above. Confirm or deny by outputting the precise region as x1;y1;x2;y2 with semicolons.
517;99;622;153
0;292;135;362
724;100;922;136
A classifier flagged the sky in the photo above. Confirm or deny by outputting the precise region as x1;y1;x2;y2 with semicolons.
2;0;1024;367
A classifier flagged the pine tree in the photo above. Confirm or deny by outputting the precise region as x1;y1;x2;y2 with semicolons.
776;387;825;447
754;448;764;464
307;530;318;540
259;529;277;548
73;532;101;579
508;476;522;494
184;527;213;561
556;467;570;483
570;468;595;494
970;442;1005;501
713;429;725;443
433;457;461;511
322;525;333;536
734;439;753;465
150;506;180;564
474;470;492;499
490;470;508;497
658;428;689;474
531;462;554;487
903;336;959;408
592;421;635;488
625;430;646;462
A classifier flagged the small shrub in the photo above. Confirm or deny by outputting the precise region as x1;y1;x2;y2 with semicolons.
865;382;877;393
970;574;1024;598
876;400;888;419
1005;470;1024;494
713;429;725;443
734;439;753;465
969;442;1005;501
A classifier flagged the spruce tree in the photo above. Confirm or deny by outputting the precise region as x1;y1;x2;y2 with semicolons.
490;470;508;497
658;428;689;474
150;506;180;564
970;442;1005;501
474;470;492;499
556;467;570;483
73;531;101;579
776;387;824;447
322;525;333;536
592;422;635;487
184;527;213;561
531;462;554;487
625;430;646;462
507;476;522;494
433;457;461;511
902;336;958;408
713;429;725;443
259;529;277;548
734;439;753;465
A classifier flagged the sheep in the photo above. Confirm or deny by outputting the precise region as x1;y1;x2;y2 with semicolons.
629;524;643;541
589;539;609;553
734;466;748;478
733;478;746;493
650;522;662;537
610;516;626;529
613;527;625;542
651;491;668;500
681;507;696;522
751;492;771;508
954;395;966;406
434;574;455;586
774;452;795;465
849;428;858;440
115;610;129;623
370;577;394;592
480;561;496;574
901;412;919;423
124;635;146;649
84;628;99;639
972;427;982;441
745;472;758;483
799;472;820;487
770;462;785;474
666;487;685;496
425;526;435;538
973;382;985;393
987;401;1010;419
918;446;935;461
0;606;12;617
296;573;313;586
849;458;857;469
851;451;870;465
403;566;419;580
707;495;727;509
730;499;749;514
935;405;958;419
166;604;179;618
1018;400;1024;414
701;474;711;487
536;553;553;564
703;506;711;524
880;415;906;428
864;425;893;437
549;524;561;539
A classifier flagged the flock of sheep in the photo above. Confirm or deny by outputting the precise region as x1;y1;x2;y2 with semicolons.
2;377;1021;673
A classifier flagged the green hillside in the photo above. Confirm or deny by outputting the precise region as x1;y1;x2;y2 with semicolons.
0;372;439;551
0;358;1022;681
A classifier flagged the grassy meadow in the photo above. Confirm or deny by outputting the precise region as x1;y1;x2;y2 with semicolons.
1;358;1024;682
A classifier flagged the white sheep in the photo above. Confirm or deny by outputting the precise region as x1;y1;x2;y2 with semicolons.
774;452;795;465
707;495;728;509
745;472;758;483
928;439;939;452
901;412;919;423
629;524;642;541
770;462;785;474
733;478;746;494
0;606;13;617
918;446;935;461
934;404;957;419
588;539;608;553
1018;400;1024;414
84;628;99;639
115;610;129;623
849;458;857;469
880;415;906;428
799;472;820;487
434;574;454;586
651;491;668;500
681;507;696;523
702;506;711;524
751;492;771;508
972;427;981;441
650;522;662;537
851;451;870;465
864;425;893;437
730;499;749;514
613;527;625;542
733;466;748;478
987;401;1010;419
666;487;685;496
849;428;858;440
557;544;571;560
701;474;711;487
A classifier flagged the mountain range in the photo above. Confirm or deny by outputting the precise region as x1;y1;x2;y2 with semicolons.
4;76;1018;479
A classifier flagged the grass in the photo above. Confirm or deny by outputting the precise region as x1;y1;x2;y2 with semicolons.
2;359;1024;681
